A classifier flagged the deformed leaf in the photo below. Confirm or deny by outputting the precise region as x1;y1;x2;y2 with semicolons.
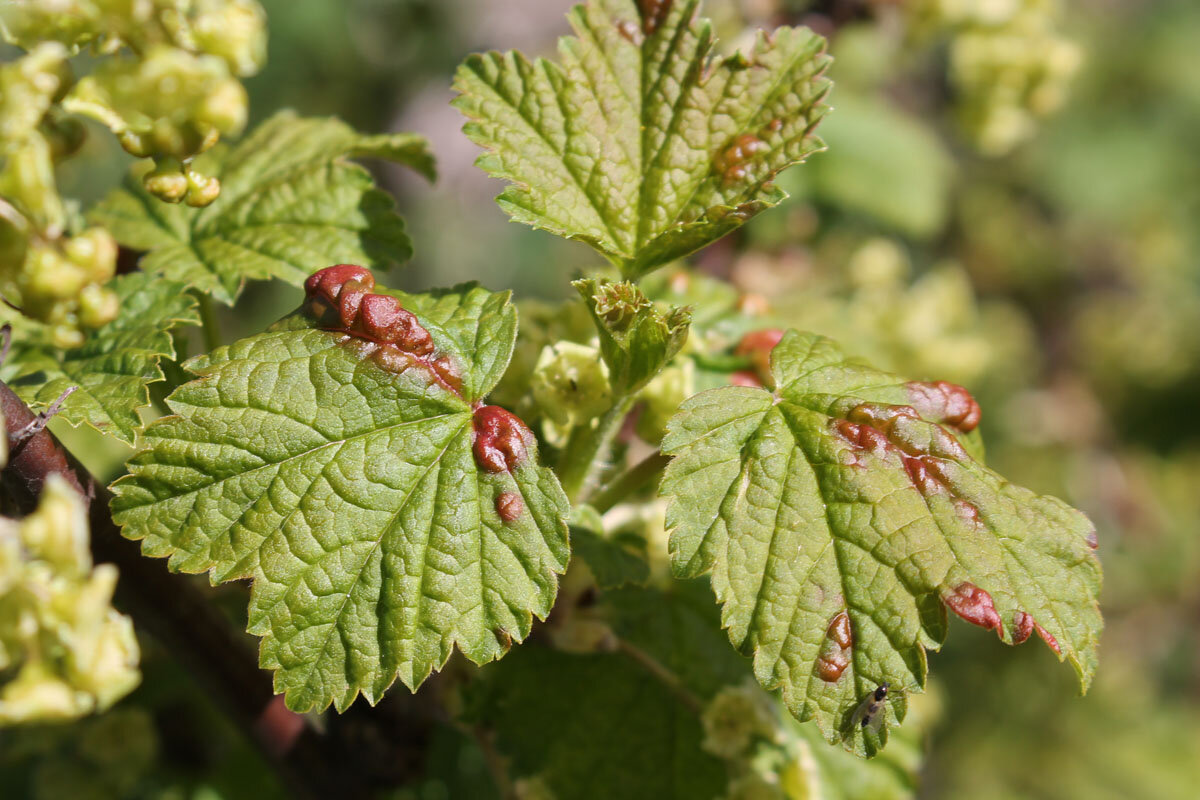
575;278;691;394
0;272;199;443
89;111;435;304
453;0;831;278
110;268;569;712
659;330;1102;755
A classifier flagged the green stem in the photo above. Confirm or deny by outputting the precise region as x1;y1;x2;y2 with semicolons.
195;291;222;352
590;451;671;514
557;394;636;503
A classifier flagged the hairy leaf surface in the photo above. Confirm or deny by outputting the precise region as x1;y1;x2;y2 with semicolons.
89;112;434;304
110;286;569;712
453;0;830;278
659;330;1102;754
1;272;199;443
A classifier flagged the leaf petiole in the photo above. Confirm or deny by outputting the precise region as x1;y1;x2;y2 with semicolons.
590;451;671;514
556;394;637;503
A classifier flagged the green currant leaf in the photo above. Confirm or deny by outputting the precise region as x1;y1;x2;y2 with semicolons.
0;272;199;444
575;277;691;395
110;279;569;712
89;111;435;304
452;0;830;279
659;330;1102;756
471;583;745;800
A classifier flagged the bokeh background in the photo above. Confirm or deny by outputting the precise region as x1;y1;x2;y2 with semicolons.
6;1;1200;798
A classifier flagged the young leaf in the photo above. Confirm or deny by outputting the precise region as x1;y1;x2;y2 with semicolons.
659;330;1102;755
89;111;435;304
453;0;830;278
110;271;569;712
0;272;199;444
575;277;691;394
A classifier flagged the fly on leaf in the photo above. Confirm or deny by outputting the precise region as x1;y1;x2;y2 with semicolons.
849;683;890;735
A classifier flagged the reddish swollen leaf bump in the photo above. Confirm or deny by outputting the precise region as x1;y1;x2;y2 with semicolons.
835;419;890;455
943;584;1060;652
304;264;375;305
1012;611;1035;645
942;583;1003;637
715;133;769;186
303;265;459;396
906;380;982;433
355;294;435;355
902;454;943;495
815;611;853;682
1036;623;1062;655
496;491;524;522
473;405;532;473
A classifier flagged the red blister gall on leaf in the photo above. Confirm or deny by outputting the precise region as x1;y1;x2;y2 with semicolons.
906;380;983;433
943;583;1004;637
816;611;853;682
473;405;533;473
304;265;462;396
496;492;525;522
1012;611;1035;645
716;133;770;186
304;264;375;303
1036;624;1062;654
945;584;1063;655
355;294;435;355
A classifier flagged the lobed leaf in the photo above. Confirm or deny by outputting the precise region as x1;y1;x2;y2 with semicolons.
574;277;691;394
89;111;434;304
1;272;199;443
110;280;569;712
453;0;831;278
659;330;1102;755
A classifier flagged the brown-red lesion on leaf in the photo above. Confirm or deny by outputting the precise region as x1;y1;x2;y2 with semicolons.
835;402;973;500
303;265;463;396
473;405;532;474
495;491;524;522
944;583;1061;654
906;380;982;433
715;133;770;187
942;582;1003;636
815;610;853;682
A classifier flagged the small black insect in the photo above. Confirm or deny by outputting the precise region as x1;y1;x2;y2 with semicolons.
849;682;889;734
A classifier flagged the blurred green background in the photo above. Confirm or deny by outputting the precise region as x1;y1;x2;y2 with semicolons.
6;1;1200;798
